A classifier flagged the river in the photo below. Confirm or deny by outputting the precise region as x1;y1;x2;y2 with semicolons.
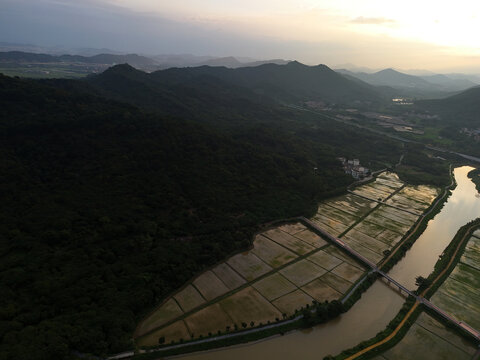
177;166;480;360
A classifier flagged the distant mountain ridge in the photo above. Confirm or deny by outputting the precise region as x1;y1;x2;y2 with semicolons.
84;61;384;112
0;50;291;73
336;68;478;94
0;51;159;67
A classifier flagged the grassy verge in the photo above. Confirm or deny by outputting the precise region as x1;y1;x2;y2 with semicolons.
325;297;421;360
327;220;480;360
418;219;480;299
133;300;344;359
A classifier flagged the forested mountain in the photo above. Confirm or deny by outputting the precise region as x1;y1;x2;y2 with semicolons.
0;64;405;359
415;86;480;126
0;73;369;360
81;62;384;112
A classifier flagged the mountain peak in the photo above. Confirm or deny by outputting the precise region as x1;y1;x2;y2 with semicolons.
103;63;138;74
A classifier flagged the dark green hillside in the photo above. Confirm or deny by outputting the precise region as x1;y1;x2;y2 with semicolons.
84;62;384;111
150;61;384;104
84;64;278;125
0;74;352;359
416;86;480;126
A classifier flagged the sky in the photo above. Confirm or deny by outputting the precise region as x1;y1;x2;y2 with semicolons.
2;0;480;72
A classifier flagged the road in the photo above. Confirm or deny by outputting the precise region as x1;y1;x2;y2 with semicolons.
288;105;480;164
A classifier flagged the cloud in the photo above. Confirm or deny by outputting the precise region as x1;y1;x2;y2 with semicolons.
350;16;396;25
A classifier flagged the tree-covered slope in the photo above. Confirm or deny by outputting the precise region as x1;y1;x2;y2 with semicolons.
416;86;480;126
84;61;384;112
0;74;353;359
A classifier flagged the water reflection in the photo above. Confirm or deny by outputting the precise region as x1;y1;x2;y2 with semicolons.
389;166;480;289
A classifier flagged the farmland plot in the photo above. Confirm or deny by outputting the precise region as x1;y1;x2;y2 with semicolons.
373;207;417;227
352;220;385;237
385;194;428;213
330;262;364;283
212;263;246;290
272;290;314;315
278;222;307;235
307;250;343;270
339;238;384;264
252;273;297;301
319;272;353;294
324;194;377;217
316;204;358;226
280;259;327;287
138;320;190;346
352;184;392;201
137;298;184;337
324;246;362;267
311;214;349;237
293;229;328;248
399;185;439;204
174;285;206;312
361;211;411;234
301;279;342;302
380;313;475;360
251;235;298;268
342;229;390;255
185;303;233;337
375;229;403;247
227;252;272;281
263;228;315;255
431;235;480;330
193;270;230;301
220;287;282;325
374;176;404;190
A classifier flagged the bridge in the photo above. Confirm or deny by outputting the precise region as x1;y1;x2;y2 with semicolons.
301;217;480;341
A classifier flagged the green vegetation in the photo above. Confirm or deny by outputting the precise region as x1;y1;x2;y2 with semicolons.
134;299;344;359
416;87;480;127
468;168;480;193
0;73;356;359
419;220;480;299
2;60;447;360
378;312;476;360
395;143;451;187
326;296;421;360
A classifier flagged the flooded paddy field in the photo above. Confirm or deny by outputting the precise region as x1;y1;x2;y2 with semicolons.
431;234;480;329
177;167;480;360
373;313;476;360
135;223;366;347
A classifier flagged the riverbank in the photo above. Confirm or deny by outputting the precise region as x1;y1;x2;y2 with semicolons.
329;220;480;360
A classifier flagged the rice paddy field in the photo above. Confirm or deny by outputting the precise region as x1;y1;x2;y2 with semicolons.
430;234;480;330
373;312;476;360
333;176;439;265
135;223;367;346
135;172;440;347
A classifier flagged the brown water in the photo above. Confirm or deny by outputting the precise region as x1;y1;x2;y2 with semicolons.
389;166;480;289
177;166;480;360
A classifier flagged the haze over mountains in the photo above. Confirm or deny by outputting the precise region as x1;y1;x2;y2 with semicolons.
2;45;480;360
337;68;479;95
3;49;480;100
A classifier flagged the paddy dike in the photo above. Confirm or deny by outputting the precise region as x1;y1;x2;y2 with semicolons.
176;166;480;360
134;172;441;354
